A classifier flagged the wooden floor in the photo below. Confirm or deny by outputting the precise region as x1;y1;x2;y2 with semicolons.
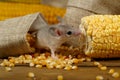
0;59;120;80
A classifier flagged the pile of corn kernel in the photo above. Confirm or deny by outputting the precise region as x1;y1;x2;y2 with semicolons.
0;52;86;70
0;53;119;80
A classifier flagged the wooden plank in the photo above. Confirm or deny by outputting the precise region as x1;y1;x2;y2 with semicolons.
78;60;120;67
0;66;120;80
0;59;120;80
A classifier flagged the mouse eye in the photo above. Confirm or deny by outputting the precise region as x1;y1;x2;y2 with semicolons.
67;31;72;35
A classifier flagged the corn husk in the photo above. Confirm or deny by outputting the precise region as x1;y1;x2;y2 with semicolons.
0;13;47;58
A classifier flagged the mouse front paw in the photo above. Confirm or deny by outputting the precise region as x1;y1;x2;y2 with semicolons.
51;54;58;60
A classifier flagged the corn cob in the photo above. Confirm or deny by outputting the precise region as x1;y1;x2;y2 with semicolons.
0;2;66;24
80;15;120;58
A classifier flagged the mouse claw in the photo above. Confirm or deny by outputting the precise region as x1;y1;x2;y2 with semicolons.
51;55;58;60
51;54;58;60
51;49;58;59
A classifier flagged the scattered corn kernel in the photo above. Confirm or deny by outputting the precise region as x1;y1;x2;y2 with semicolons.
97;64;103;68
64;65;72;70
0;63;5;67
28;72;35;78
9;59;15;63
96;75;104;80
56;65;63;69
46;64;54;69
72;66;78;70
73;58;79;64
57;75;63;80
94;61;100;66
29;63;35;67
108;69;115;74
100;66;107;71
79;58;86;62
35;65;42;68
86;57;92;62
112;72;119;78
5;67;12;72
9;63;15;67
14;60;19;64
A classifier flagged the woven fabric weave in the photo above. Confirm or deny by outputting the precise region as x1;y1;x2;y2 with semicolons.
0;13;46;58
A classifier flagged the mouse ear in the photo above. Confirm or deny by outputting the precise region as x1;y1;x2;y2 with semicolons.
56;16;65;24
49;27;63;37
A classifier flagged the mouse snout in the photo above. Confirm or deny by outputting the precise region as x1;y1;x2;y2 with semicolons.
74;30;81;36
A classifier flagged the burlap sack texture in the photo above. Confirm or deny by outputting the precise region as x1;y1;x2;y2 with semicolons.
0;13;47;58
64;0;120;27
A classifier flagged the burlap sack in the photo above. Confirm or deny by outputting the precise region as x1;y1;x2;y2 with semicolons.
64;0;120;27
0;13;47;58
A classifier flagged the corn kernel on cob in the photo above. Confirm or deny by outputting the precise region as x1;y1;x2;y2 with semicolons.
0;2;66;24
80;15;120;58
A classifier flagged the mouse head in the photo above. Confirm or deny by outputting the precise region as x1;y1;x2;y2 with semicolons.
49;17;81;38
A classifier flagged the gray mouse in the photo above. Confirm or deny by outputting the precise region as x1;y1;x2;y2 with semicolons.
32;17;81;59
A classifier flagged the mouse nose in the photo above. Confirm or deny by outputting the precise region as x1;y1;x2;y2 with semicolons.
74;30;81;36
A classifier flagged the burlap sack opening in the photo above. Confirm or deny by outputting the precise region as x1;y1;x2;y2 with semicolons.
0;13;47;58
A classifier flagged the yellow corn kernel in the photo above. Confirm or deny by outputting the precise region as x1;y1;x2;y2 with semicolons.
0;63;5;67
29;62;35;67
9;59;15;63
56;65;63;69
72;58;79;64
28;72;35;78
64;65;72;70
5;67;12;72
57;75;63;80
72;66;78;70
35;65;42;68
86;57;92;62
9;63;15;67
100;66;107;71
93;61;100;66
79;58;86;62
108;69;115;74
112;72;119;78
46;64;54;69
96;75;104;80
